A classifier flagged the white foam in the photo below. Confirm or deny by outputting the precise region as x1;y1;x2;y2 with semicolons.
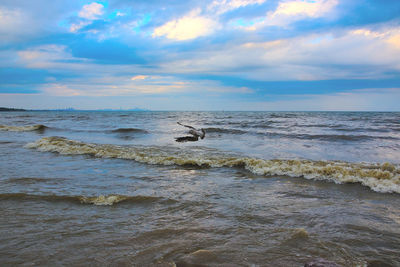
26;137;400;194
0;124;45;132
79;195;129;205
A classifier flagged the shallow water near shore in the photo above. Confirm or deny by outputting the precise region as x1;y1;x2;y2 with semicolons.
1;111;400;266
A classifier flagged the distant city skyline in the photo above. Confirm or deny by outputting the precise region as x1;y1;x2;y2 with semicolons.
1;0;400;110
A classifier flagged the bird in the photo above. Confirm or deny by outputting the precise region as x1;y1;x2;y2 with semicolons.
175;122;205;142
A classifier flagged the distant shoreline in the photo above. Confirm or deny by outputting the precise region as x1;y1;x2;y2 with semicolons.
0;107;27;112
0;107;149;112
0;107;398;112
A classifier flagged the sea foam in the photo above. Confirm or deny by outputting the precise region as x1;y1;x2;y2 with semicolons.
26;137;400;194
0;193;163;206
0;124;46;132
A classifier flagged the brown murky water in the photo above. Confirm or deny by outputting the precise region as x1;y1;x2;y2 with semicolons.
1;111;399;266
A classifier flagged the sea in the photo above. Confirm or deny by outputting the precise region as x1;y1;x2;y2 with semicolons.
0;111;399;266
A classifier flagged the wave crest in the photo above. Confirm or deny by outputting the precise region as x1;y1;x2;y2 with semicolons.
204;127;247;134
79;195;136;205
0;124;47;132
0;193;163;206
109;128;148;134
26;137;400;194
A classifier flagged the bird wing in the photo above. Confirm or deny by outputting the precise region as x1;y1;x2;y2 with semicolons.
188;129;199;137
177;122;195;130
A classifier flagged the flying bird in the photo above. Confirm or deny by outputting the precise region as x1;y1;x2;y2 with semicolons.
175;122;205;142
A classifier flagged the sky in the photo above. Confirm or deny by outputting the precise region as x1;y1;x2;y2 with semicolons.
1;0;400;111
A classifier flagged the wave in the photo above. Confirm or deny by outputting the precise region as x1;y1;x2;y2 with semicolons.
26;137;400;194
3;177;59;184
198;127;395;141
0;193;164;206
333;127;387;133
286;133;396;141
15;115;34;118
269;113;299;118
109;128;148;134
0;124;149;136
295;123;345;128
255;132;396;141
252;124;276;129
204;127;248;134
0;124;47;132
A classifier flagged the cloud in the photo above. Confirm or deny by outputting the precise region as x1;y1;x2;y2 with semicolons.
36;74;189;96
69;2;105;33
247;88;400;111
2;87;398;111
69;21;91;33
0;7;37;43
240;0;338;30
3;0;400;111
152;9;218;41
39;80;183;96
154;25;400;81
387;34;400;49
41;83;82;96
131;75;148;80
271;0;338;18
0;2;94;44
35;74;254;97
208;0;266;14
78;2;104;20
0;7;23;30
17;45;79;69
351;27;400;50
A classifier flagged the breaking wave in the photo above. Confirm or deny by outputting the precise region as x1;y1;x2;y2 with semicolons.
0;193;164;206
0;124;47;132
25;137;400;194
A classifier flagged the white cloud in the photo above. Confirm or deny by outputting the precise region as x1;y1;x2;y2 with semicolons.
247;88;400;111
241;0;338;29
156;25;400;81
0;8;23;30
69;2;105;33
69;21;91;33
38;75;188;96
78;2;104;20
153;9;217;41
271;0;338;17
0;7;37;43
35;74;253;97
131;75;148;80
41;83;82;96
351;27;400;50
387;34;400;49
18;45;71;68
208;0;266;14
16;44;92;70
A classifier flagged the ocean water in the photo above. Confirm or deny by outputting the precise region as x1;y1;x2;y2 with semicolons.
0;111;399;266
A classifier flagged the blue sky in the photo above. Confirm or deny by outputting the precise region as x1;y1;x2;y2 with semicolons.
1;0;400;110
